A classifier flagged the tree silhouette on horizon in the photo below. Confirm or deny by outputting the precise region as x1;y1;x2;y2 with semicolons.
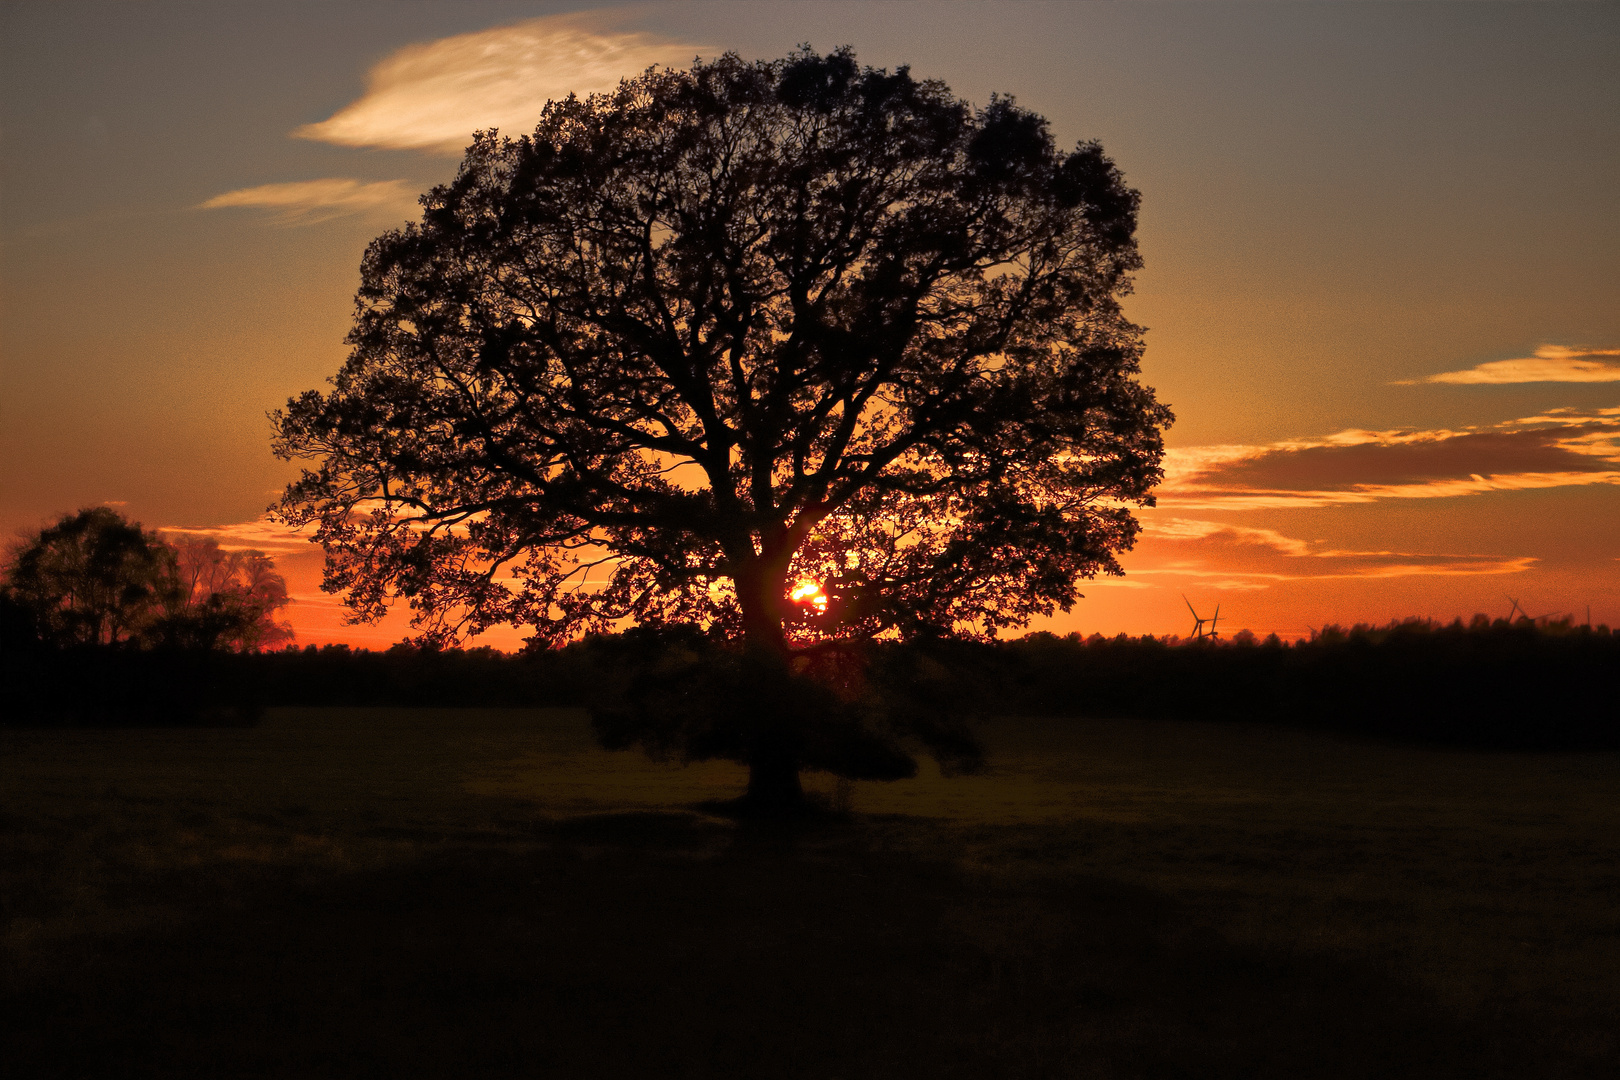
1;508;293;653
273;48;1170;810
160;535;294;652
1;508;173;647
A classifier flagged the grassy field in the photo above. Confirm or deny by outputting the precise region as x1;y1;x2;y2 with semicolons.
3;708;1617;1078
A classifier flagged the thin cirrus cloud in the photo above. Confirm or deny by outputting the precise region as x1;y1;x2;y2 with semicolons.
159;517;318;557
1398;345;1620;385
1158;410;1620;511
1121;517;1538;589
294;11;704;154
200;178;417;225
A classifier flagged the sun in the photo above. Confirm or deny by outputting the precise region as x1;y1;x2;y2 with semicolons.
790;579;829;614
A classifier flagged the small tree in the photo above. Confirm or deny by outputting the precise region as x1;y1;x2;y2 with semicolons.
273;49;1171;810
2;508;175;647
152;536;294;652
1;509;294;653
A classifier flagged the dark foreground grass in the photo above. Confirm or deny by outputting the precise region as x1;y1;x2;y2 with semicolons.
3;710;1616;1078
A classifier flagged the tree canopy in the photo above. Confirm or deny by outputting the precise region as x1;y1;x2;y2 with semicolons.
2;508;173;647
273;49;1170;659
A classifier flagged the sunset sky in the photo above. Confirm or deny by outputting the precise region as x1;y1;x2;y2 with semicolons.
3;1;1617;648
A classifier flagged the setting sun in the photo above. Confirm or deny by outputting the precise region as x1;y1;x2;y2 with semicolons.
790;580;829;614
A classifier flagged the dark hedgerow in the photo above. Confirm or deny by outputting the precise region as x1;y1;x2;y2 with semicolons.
5;616;1611;750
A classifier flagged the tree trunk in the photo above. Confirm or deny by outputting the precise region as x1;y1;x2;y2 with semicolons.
735;562;806;815
745;725;805;815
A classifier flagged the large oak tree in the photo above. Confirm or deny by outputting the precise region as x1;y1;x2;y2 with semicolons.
273;49;1170;808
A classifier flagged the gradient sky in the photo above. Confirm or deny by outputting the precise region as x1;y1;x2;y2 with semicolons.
3;1;1617;648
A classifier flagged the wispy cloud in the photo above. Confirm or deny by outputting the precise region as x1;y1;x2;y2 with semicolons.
1158;411;1620;511
1398;345;1620;385
1126;517;1536;589
294;12;702;154
159;518;317;556
200;178;416;225
1145;518;1311;556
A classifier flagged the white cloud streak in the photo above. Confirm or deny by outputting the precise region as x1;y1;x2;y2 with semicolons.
1157;411;1620;510
1125;517;1538;589
1144;518;1312;556
1133;556;1540;584
159;518;317;556
200;178;416;225
294;12;703;154
1158;471;1620;512
1400;345;1620;385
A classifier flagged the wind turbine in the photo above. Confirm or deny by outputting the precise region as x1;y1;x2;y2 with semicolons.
1507;596;1562;626
1183;595;1220;639
1183;595;1207;638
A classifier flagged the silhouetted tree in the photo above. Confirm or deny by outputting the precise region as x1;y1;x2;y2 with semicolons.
149;536;294;652
273;49;1170;810
0;510;294;653
1;507;175;647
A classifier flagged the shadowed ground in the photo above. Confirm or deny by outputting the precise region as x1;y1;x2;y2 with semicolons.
3;709;1616;1077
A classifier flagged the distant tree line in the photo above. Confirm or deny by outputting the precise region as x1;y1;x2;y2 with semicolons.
5;602;1614;751
578;617;1615;753
984;617;1617;750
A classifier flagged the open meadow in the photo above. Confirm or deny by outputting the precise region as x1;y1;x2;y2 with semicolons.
4;708;1617;1078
